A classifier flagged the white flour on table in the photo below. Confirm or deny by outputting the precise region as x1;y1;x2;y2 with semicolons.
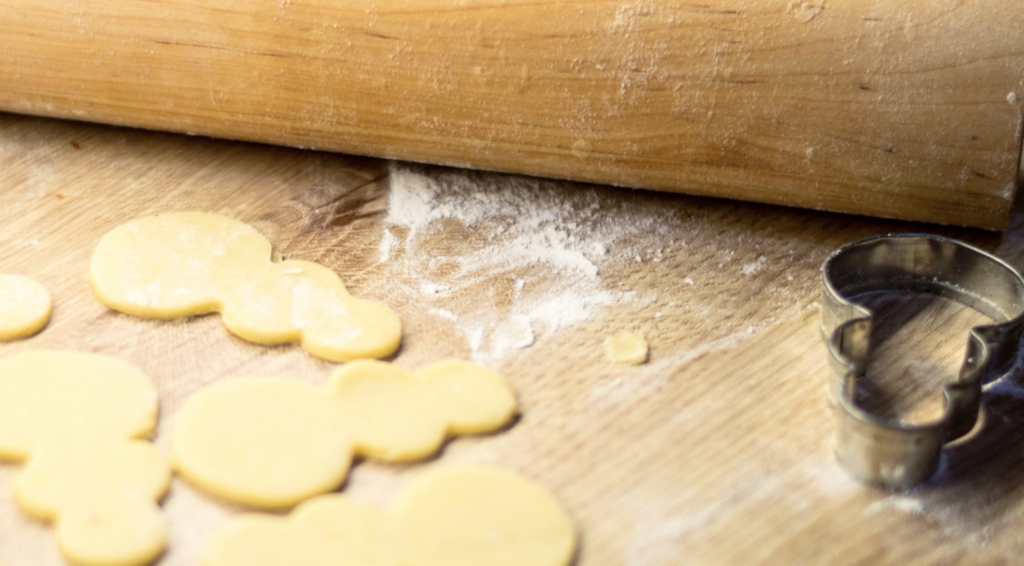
380;162;676;364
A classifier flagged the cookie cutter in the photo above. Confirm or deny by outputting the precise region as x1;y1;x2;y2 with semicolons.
820;234;1024;489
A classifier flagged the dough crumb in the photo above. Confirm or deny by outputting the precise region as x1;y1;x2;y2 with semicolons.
605;332;648;364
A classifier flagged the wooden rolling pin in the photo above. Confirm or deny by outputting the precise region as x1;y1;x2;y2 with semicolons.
1;1;1021;229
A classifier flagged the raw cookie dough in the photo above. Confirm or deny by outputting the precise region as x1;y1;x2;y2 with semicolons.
0;351;169;566
172;359;518;509
90;212;402;362
204;466;577;566
605;331;648;364
0;274;51;340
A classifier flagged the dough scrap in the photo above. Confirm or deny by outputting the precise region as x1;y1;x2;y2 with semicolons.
204;466;577;566
604;332;648;364
0;351;169;566
0;274;51;340
172;359;518;509
89;212;402;362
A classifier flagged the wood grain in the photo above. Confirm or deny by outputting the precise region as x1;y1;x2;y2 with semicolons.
1;1;1022;229
2;112;1024;565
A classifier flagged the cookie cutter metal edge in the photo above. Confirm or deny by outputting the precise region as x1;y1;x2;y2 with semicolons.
820;234;1024;489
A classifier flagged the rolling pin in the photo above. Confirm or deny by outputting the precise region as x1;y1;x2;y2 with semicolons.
1;0;1021;229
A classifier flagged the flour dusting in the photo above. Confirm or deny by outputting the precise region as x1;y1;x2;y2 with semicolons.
741;255;766;276
380;163;675;364
866;495;926;516
377;229;397;263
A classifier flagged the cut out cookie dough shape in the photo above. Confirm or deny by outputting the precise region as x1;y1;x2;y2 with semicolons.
90;212;402;362
205;466;577;566
0;351;170;566
0;274;51;340
172;359;517;509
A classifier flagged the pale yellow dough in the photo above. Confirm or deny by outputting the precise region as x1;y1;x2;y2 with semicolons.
0;351;169;566
172;359;518;509
605;332;649;364
89;212;402;361
0;274;51;340
204;466;577;566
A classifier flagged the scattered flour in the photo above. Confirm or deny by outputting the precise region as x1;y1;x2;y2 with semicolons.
429;308;459;322
381;163;675;364
865;495;926;516
384;173;436;232
377;229;398;263
622;458;859;566
418;281;451;297
741;255;766;276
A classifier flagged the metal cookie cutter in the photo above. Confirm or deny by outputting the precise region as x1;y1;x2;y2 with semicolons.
820;234;1024;488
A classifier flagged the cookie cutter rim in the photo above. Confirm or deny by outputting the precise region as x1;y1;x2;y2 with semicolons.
820;233;1024;489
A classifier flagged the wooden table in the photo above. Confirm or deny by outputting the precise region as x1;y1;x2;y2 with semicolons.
0;111;1022;566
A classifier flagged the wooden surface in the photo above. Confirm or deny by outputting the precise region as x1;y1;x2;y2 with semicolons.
2;112;1024;565
1;1;1023;229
